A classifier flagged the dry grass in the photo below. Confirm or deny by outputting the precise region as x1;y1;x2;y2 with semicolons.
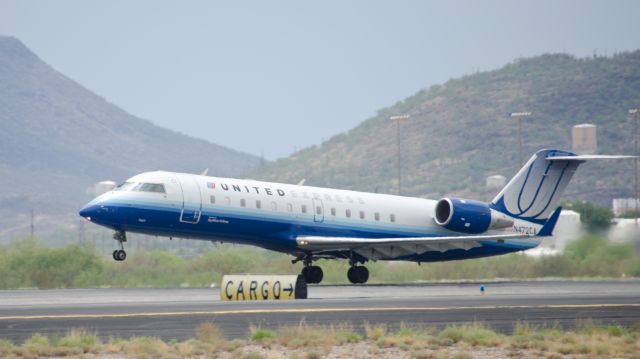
0;321;639;358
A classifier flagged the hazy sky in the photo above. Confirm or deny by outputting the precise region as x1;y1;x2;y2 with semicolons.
1;1;639;159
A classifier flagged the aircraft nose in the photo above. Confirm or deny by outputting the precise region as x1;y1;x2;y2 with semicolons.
79;203;99;220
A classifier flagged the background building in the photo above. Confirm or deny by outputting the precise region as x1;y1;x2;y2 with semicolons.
571;124;597;154
613;198;640;216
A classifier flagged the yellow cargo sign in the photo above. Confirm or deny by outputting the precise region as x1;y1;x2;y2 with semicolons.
220;275;307;301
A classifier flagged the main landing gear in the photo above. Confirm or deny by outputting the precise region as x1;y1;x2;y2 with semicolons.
294;255;369;284
302;256;324;284
347;264;369;284
301;265;323;284
112;230;127;261
294;255;324;284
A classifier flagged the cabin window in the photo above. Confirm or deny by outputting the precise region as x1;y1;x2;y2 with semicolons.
374;212;380;221
225;197;231;205
390;214;396;222
316;206;322;215
271;202;277;211
359;210;365;219
346;209;351;218
210;195;216;204
336;195;343;203
303;192;309;199
331;208;336;216
301;204;307;214
240;198;246;207
324;194;332;201
313;193;320;199
287;203;293;212
136;183;166;193
291;191;298;198
357;197;365;204
256;200;261;209
346;196;354;203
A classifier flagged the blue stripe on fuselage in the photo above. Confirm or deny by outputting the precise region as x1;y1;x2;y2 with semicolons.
86;199;537;261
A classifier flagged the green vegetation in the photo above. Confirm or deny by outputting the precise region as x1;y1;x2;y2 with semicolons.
620;210;640;219
0;234;638;289
1;321;639;358
563;201;615;231
249;326;276;341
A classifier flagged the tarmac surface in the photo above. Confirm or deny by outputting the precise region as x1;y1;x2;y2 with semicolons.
0;280;639;343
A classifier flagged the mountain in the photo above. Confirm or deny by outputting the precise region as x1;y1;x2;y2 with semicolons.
251;52;640;206
0;37;261;238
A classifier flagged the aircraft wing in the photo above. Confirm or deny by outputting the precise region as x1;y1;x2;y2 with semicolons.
296;232;532;260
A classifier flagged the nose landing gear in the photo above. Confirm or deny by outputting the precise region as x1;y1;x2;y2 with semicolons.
112;230;127;261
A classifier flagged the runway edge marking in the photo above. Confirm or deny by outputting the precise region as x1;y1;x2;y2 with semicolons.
0;303;639;321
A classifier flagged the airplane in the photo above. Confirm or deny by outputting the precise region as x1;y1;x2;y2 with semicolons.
79;149;635;284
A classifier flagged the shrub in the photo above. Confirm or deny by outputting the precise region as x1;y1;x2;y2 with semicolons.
56;329;100;352
196;322;226;345
251;328;276;342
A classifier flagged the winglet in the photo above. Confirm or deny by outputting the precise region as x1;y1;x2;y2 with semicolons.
538;206;562;236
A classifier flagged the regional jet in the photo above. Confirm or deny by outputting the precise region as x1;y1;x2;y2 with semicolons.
79;149;634;284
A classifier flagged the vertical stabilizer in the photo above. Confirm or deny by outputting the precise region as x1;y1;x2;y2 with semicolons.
490;149;580;225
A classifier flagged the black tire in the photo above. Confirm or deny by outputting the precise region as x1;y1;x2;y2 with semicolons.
112;250;118;261
355;266;369;284
301;266;313;283
302;266;323;284
347;266;358;284
310;266;323;284
116;250;126;261
347;266;369;284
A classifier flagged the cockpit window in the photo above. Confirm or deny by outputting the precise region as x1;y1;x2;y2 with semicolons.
136;183;166;193
115;182;137;191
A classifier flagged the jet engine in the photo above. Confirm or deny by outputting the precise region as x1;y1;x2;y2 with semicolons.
433;198;513;234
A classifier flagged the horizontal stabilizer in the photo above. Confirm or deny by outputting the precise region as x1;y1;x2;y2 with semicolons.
546;154;638;161
491;149;638;225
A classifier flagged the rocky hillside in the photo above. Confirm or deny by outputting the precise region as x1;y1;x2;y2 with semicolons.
0;37;260;238
251;52;640;205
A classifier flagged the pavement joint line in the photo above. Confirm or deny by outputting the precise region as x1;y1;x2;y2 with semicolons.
0;303;638;321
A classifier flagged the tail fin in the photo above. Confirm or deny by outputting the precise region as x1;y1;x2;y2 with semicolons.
490;149;580;225
490;149;637;226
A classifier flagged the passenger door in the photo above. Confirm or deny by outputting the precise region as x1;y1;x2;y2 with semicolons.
177;174;202;224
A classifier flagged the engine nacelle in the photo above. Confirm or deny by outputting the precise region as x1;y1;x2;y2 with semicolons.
434;197;513;234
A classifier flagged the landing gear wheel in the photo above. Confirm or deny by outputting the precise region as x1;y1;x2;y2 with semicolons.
115;249;126;261
301;266;311;282
112;249;126;261
347;266;369;284
301;265;323;284
310;266;323;284
112;231;127;261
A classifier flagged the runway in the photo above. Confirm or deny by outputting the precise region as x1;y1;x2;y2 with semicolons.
0;280;639;343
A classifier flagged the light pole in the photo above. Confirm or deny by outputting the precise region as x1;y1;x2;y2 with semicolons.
390;114;410;195
630;109;639;226
510;111;532;166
